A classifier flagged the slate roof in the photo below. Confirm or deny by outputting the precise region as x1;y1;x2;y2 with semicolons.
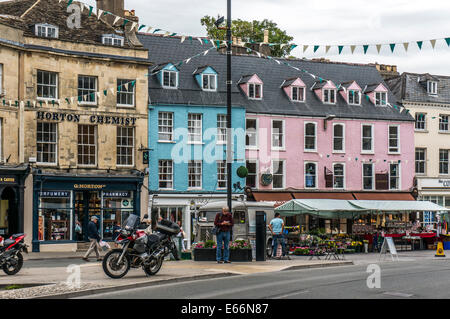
386;73;450;106
281;78;300;87
0;0;141;49
138;33;413;122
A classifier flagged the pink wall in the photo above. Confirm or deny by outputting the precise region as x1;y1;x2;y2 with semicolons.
246;115;415;191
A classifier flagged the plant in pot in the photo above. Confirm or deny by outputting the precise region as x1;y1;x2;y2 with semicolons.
229;239;253;262
193;240;217;261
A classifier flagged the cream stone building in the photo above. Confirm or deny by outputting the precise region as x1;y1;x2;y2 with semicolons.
0;0;150;252
387;72;450;229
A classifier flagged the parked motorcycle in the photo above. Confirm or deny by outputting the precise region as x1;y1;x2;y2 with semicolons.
102;214;180;279
0;233;28;275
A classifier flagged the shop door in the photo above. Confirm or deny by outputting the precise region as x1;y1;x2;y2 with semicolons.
0;187;18;237
74;191;101;241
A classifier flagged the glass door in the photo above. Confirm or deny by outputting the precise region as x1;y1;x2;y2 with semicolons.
74;192;86;241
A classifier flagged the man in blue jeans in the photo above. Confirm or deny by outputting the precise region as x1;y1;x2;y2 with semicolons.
214;207;234;263
269;212;286;259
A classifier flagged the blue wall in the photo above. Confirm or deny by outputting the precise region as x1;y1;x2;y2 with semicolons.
148;104;246;193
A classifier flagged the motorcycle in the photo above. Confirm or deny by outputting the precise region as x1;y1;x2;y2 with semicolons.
102;214;180;279
0;233;28;275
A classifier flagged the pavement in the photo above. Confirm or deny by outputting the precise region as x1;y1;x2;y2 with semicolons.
0;249;445;299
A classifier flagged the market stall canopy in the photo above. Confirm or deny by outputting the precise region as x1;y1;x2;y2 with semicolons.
349;200;450;212
276;199;368;218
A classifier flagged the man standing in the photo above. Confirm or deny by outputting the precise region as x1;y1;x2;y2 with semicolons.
269;212;286;259
214;207;234;264
83;216;102;262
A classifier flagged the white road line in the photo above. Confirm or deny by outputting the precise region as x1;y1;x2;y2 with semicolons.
383;291;413;298
273;290;310;299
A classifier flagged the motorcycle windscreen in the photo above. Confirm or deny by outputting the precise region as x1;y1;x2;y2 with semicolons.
123;214;140;230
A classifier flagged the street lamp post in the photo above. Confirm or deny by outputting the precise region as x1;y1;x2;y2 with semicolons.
226;0;233;213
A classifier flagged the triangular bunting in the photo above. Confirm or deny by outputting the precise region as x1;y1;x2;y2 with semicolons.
446;38;450;47
376;44;382;53
363;45;369;54
325;45;331;54
430;39;436;49
403;42;409;52
417;41;423;50
303;45;309;53
350;45;356;54
97;9;103;19
181;36;186;43
338;46;344;54
113;16;121;25
390;43;396;53
313;45;319;53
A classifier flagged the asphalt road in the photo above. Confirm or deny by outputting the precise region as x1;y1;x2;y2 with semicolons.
75;258;450;299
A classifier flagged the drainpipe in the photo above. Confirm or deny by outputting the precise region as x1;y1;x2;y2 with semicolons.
18;51;25;164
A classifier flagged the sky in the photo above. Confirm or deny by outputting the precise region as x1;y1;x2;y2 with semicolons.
85;0;450;75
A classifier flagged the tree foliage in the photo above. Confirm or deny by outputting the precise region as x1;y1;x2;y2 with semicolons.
200;16;294;57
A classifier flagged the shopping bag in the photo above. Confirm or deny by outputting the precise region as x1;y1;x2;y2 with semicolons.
99;240;111;251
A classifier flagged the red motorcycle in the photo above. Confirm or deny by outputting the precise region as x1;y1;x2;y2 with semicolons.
0;233;28;275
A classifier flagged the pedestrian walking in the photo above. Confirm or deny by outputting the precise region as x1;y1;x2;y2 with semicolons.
269;212;286;259
214;207;234;264
176;221;186;252
82;216;102;261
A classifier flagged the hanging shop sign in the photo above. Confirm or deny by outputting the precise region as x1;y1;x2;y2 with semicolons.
36;111;137;126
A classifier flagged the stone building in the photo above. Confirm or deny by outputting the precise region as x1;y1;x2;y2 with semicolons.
0;0;150;252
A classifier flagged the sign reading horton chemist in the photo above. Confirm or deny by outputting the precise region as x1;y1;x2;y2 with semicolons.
36;111;137;126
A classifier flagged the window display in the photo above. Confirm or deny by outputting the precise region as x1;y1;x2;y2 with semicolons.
38;194;72;241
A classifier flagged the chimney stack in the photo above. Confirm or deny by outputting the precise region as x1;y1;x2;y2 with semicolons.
96;0;124;18
263;30;269;44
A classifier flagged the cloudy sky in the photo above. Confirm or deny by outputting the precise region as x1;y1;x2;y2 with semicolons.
84;0;450;75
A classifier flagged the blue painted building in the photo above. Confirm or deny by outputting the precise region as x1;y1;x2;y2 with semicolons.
139;35;246;249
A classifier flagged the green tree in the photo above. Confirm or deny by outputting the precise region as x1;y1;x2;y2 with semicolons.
200;16;294;57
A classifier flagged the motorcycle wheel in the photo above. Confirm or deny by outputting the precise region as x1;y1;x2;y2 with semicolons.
3;252;23;275
143;256;163;276
102;249;131;279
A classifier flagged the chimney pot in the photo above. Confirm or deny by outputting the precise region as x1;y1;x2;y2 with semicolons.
263;30;269;44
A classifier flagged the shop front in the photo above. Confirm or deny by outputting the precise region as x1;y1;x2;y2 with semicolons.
417;178;450;231
0;165;31;238
32;172;144;252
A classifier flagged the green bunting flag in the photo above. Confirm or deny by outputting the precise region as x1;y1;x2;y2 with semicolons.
390;43;396;53
338;46;344;54
313;45;319;53
103;89;107;96
122;19;129;27
319;77;323;83
216;40;220;48
138;25;146;31
39;101;43;107
203;39;209;44
153;29;161;33
88;6;93;17
67;0;73;7
363;45;369;54
78;95;82;102
65;98;70;104
131;80;136;87
417;41;423;50
290;44;298;50
446;38;450;47
170;33;177;37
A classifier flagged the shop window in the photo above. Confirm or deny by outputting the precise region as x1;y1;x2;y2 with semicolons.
117;79;135;107
77;125;97;166
38;194;72;241
102;192;134;240
117;126;134;166
37;122;58;165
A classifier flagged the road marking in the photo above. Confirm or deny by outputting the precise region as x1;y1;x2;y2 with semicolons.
273;290;310;299
383;291;413;298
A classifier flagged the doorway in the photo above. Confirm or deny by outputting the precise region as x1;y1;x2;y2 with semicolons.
74;191;101;242
0;187;18;237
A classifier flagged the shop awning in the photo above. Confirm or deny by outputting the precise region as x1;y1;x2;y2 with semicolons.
292;192;355;200
252;192;293;202
352;192;415;201
350;200;450;212
276;199;368;218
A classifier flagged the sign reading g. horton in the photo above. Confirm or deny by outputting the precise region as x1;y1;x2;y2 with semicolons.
36;111;137;126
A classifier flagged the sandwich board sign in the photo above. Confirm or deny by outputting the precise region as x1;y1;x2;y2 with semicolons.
379;236;399;261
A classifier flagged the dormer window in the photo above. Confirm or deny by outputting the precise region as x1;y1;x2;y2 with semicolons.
202;74;217;91
323;89;336;104
375;92;387;106
35;24;58;38
427;81;438;95
249;83;262;100
102;34;124;47
292;87;305;102
348;90;361;105
163;70;178;88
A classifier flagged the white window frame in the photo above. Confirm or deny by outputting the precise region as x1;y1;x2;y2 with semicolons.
361;124;374;154
415;148;426;175
102;34;124;46
291;86;305;102
35;23;58;38
248;83;263;100
304;122;317;152
116;126;134;167
158;112;174;142
388;125;400;154
272;160;286;189
389;162;401;190
188;113;203;144
162;70;178;89
37;70;58;101
116;79;135;108
188;160;202;190
415;113;426;131
217;114;227;144
202;74;217;91
348;90;361;105
159;160;174;190
246;118;258;149
427;81;438;95
37;122;58;166
304;161;318;189
439;115;449;133
217;160;227;189
362;163;374;190
77;124;97;167
271;119;285;150
332;163;346;190
375;92;388;106
246;159;259;189
323;89;336;104
439;149;449;175
78;75;97;106
332;123;345;153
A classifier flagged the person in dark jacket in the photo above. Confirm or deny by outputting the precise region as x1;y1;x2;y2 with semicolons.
214;207;234;264
83;216;102;261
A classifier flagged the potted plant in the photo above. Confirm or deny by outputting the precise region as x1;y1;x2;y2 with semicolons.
193;240;217;261
229;240;252;262
193;239;253;262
